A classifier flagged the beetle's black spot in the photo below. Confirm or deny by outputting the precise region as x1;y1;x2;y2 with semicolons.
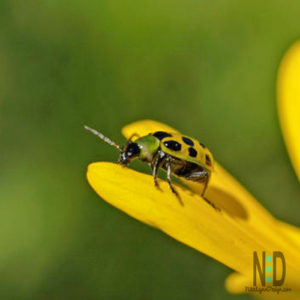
188;147;197;157
199;142;206;148
153;131;172;140
182;137;194;146
205;154;212;166
164;140;181;151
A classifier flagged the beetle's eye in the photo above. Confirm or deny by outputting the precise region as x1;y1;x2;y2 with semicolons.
126;143;140;157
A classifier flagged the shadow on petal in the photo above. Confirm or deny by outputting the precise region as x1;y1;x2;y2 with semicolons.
208;187;248;220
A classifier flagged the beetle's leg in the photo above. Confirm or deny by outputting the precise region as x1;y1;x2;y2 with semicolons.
203;195;220;211
166;157;183;206
184;171;207;182
202;172;220;211
166;162;177;195
201;171;210;197
185;171;219;210
151;151;165;189
152;155;161;188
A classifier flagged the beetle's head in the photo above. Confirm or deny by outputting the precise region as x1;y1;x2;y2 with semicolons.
119;141;141;165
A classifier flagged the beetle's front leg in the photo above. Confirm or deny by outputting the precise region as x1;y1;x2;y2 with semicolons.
150;150;166;188
151;152;165;189
166;157;183;206
151;155;160;188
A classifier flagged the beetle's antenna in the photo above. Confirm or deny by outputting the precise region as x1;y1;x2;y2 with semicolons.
84;125;122;151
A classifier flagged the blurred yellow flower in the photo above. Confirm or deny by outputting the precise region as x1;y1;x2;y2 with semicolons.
278;41;300;182
86;41;300;299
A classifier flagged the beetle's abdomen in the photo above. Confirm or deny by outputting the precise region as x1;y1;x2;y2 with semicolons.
160;156;208;182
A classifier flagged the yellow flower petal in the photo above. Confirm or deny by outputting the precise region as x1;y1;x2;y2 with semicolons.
88;162;265;273
278;40;300;181
87;119;300;297
123;120;300;263
277;220;300;249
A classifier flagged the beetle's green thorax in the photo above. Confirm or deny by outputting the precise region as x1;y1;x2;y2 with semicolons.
135;135;160;162
119;134;160;165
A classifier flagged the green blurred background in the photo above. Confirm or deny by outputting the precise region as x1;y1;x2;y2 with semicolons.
1;0;300;299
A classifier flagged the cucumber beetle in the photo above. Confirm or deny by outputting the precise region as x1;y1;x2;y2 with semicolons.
85;125;218;209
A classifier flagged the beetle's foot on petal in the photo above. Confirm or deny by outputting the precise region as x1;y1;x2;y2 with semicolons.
168;184;184;206
153;179;162;192
203;196;220;212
